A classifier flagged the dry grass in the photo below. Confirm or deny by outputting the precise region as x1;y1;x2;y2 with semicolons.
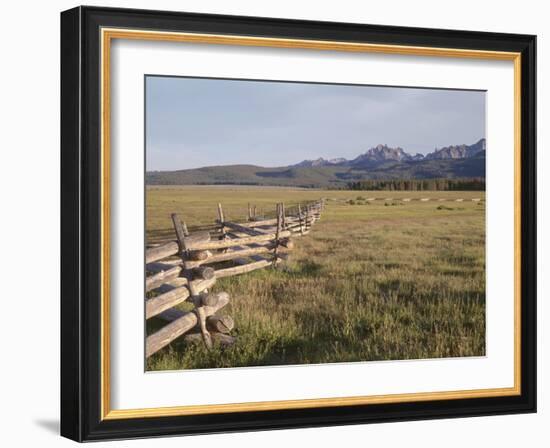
146;186;485;370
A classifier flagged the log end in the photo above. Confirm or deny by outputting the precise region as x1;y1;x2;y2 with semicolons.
207;314;235;333
200;291;230;307
193;266;216;280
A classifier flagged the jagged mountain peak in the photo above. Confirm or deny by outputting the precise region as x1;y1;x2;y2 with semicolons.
351;144;411;165
425;138;486;160
293;157;348;167
292;138;485;169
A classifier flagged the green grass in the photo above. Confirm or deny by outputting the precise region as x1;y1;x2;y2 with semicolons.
146;186;485;370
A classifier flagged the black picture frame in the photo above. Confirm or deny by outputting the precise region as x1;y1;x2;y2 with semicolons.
61;5;536;442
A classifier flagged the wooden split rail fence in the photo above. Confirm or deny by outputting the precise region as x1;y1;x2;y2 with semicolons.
145;198;325;357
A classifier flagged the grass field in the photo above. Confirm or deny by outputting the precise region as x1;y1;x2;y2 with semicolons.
146;186;486;371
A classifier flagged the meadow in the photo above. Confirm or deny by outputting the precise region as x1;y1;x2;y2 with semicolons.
146;186;486;370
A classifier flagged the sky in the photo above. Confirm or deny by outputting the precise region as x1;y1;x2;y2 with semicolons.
146;76;485;171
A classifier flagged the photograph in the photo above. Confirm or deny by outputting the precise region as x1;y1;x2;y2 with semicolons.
144;76;487;370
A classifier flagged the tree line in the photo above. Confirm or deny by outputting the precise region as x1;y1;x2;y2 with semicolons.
346;178;485;191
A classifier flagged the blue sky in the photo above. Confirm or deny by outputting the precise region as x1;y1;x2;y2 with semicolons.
146;76;485;171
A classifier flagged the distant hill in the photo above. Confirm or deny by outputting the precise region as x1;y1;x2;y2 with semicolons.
146;139;486;188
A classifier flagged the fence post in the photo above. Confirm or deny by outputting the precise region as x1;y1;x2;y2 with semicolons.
247;203;252;221
171;213;188;254
298;203;304;236
217;202;225;227
171;212;213;350
273;203;282;266
195;306;213;349
217;203;227;239
171;214;196;297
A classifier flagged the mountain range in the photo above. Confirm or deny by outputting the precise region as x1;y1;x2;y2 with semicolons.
146;138;486;188
293;138;486;167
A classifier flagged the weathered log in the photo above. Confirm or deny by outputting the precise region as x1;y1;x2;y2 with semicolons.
157;293;230;321
184;244;278;269
225;232;274;247
173;214;215;295
188;276;216;297
146;259;182;273
185;230;291;251
183;231;211;246
222;221;266;236
215;257;281;278
172;213;188;252
298;204;304;235
157;308;184;322
195;291;229;307
233;254;266;265
196;306;213;349
145;285;190;319
145;241;179;264
145;265;183;292
146;292;230;357
206;314;234;333
241;225;277;234
172;213;197;299
217;203;227;246
172;216;211;253
145;232;210;264
187;250;210;261
246;218;278;228
273;203;283;264
153;277;188;294
192;266;215;280
226;216;298;229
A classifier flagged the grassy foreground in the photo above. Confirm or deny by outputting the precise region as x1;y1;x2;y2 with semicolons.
146;186;485;370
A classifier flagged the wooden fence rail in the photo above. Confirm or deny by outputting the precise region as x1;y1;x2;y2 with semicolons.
145;198;325;357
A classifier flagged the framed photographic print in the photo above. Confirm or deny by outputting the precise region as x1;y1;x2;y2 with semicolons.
60;6;536;441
